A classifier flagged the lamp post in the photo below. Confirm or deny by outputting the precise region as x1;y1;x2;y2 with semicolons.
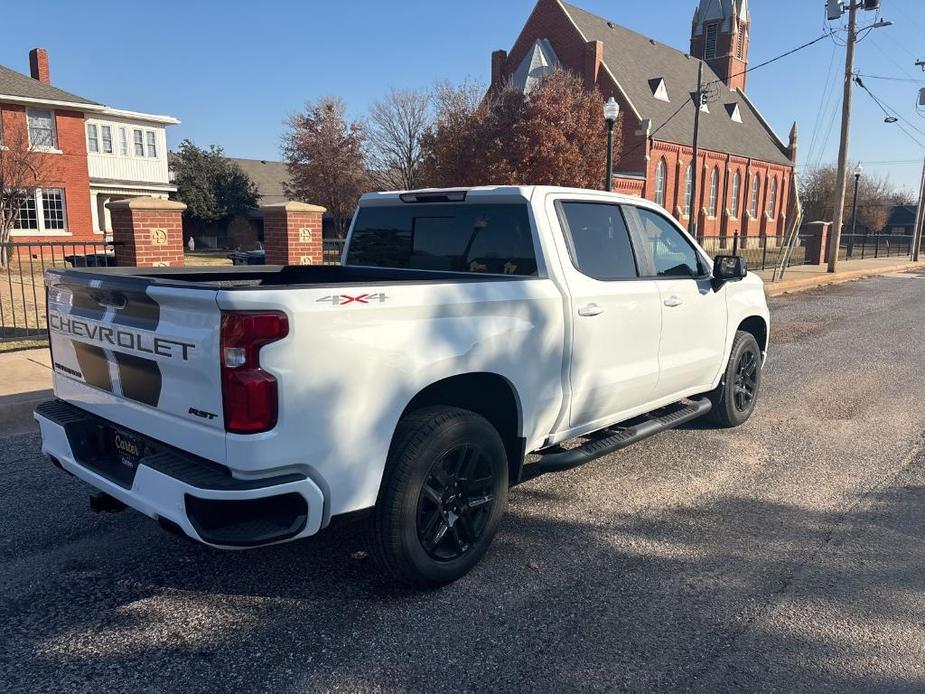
604;97;620;192
848;163;862;258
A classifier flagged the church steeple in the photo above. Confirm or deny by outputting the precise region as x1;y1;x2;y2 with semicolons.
691;0;750;92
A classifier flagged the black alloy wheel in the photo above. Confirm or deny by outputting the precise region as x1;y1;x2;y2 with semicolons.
416;445;496;561
732;346;759;412
705;330;762;428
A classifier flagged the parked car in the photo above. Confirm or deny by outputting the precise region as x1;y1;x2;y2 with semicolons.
35;186;769;586
227;249;266;266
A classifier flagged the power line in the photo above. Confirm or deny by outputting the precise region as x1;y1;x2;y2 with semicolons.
867;33;921;81
624;32;833;161
855;76;925;142
891;0;925;38
856;72;925;84
702;33;832;91
807;41;840;166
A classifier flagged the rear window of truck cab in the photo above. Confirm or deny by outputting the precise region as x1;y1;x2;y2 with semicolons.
346;203;538;276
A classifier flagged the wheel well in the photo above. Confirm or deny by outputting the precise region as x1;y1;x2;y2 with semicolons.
738;316;768;353
401;373;524;484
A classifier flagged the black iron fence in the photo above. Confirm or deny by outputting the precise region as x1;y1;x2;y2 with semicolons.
323;239;345;264
838;233;914;262
1;240;118;340
700;234;816;272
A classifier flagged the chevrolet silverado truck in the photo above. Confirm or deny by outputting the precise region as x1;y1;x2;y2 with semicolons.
35;186;768;586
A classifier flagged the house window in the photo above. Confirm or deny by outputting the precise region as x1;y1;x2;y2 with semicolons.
101;125;113;154
684;163;693;217
767;177;778;218
146;131;157;158
708;168;719;217
41;188;67;229
750;173;760;217
27;109;57;148
655;158;667;207
14;193;38;230
705;23;719;60
119;127;128;156
133;129;144;156
731;171;741;217
13;188;68;233
86;124;99;153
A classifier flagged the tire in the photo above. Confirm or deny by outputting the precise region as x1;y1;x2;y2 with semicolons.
367;406;509;587
706;330;762;428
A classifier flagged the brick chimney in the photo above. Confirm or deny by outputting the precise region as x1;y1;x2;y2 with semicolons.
29;48;50;84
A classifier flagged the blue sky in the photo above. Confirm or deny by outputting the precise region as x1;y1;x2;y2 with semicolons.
3;0;925;191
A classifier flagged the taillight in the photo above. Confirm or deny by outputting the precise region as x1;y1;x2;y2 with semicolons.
220;311;289;434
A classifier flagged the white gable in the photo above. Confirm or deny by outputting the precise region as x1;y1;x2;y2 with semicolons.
650;77;670;102
512;38;560;94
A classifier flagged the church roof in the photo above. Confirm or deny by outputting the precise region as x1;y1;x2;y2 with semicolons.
560;1;791;166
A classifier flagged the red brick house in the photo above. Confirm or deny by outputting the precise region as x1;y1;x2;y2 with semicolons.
490;0;798;244
1;49;177;244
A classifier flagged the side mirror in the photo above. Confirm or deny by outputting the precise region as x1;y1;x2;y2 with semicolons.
712;255;747;290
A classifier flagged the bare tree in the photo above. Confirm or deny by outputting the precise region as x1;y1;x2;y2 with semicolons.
0;124;51;268
799;164;904;233
367;88;431;190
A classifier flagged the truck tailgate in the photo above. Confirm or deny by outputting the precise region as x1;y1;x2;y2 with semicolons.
45;271;226;463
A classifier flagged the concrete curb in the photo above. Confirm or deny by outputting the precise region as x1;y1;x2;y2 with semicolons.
765;261;924;298
0;389;51;438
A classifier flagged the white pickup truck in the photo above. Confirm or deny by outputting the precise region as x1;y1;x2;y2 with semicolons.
36;186;768;586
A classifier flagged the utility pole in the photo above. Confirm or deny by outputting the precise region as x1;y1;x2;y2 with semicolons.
689;60;704;240
912;156;925;262
827;2;858;272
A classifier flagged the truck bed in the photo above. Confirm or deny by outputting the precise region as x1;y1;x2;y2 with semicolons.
48;264;534;289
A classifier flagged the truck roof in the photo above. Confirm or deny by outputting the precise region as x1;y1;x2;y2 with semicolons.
358;185;647;207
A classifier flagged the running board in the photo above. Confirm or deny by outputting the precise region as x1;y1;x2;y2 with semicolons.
534;397;712;473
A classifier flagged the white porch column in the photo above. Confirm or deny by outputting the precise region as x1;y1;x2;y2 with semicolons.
90;192;101;234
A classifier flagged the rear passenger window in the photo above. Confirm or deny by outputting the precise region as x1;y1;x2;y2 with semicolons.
559;202;638;280
346;203;537;276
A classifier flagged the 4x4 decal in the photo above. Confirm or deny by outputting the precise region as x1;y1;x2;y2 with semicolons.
316;293;389;306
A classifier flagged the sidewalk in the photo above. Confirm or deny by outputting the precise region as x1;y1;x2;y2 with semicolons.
759;257;925;297
0;347;51;437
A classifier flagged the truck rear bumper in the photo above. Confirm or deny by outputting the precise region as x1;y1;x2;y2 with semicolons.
34;400;325;548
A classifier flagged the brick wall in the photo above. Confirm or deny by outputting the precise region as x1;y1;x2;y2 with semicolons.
646;140;790;240
1;103;94;242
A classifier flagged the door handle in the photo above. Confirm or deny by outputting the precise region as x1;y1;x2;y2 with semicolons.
578;303;604;317
663;296;683;308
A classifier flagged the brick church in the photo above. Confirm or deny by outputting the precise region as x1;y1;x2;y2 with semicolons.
490;0;798;244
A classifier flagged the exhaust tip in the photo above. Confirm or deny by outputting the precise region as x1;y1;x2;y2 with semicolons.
89;491;126;513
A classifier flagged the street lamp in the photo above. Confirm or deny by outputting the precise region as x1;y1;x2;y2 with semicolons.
604;97;620;192
848;162;863;257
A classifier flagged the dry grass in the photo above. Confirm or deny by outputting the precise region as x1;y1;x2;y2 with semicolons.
184;251;232;267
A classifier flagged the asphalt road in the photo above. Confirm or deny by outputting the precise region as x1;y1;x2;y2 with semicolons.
3;270;925;693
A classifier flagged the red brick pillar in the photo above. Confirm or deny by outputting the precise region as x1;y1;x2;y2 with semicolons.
107;197;186;267
261;202;326;266
803;221;830;266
